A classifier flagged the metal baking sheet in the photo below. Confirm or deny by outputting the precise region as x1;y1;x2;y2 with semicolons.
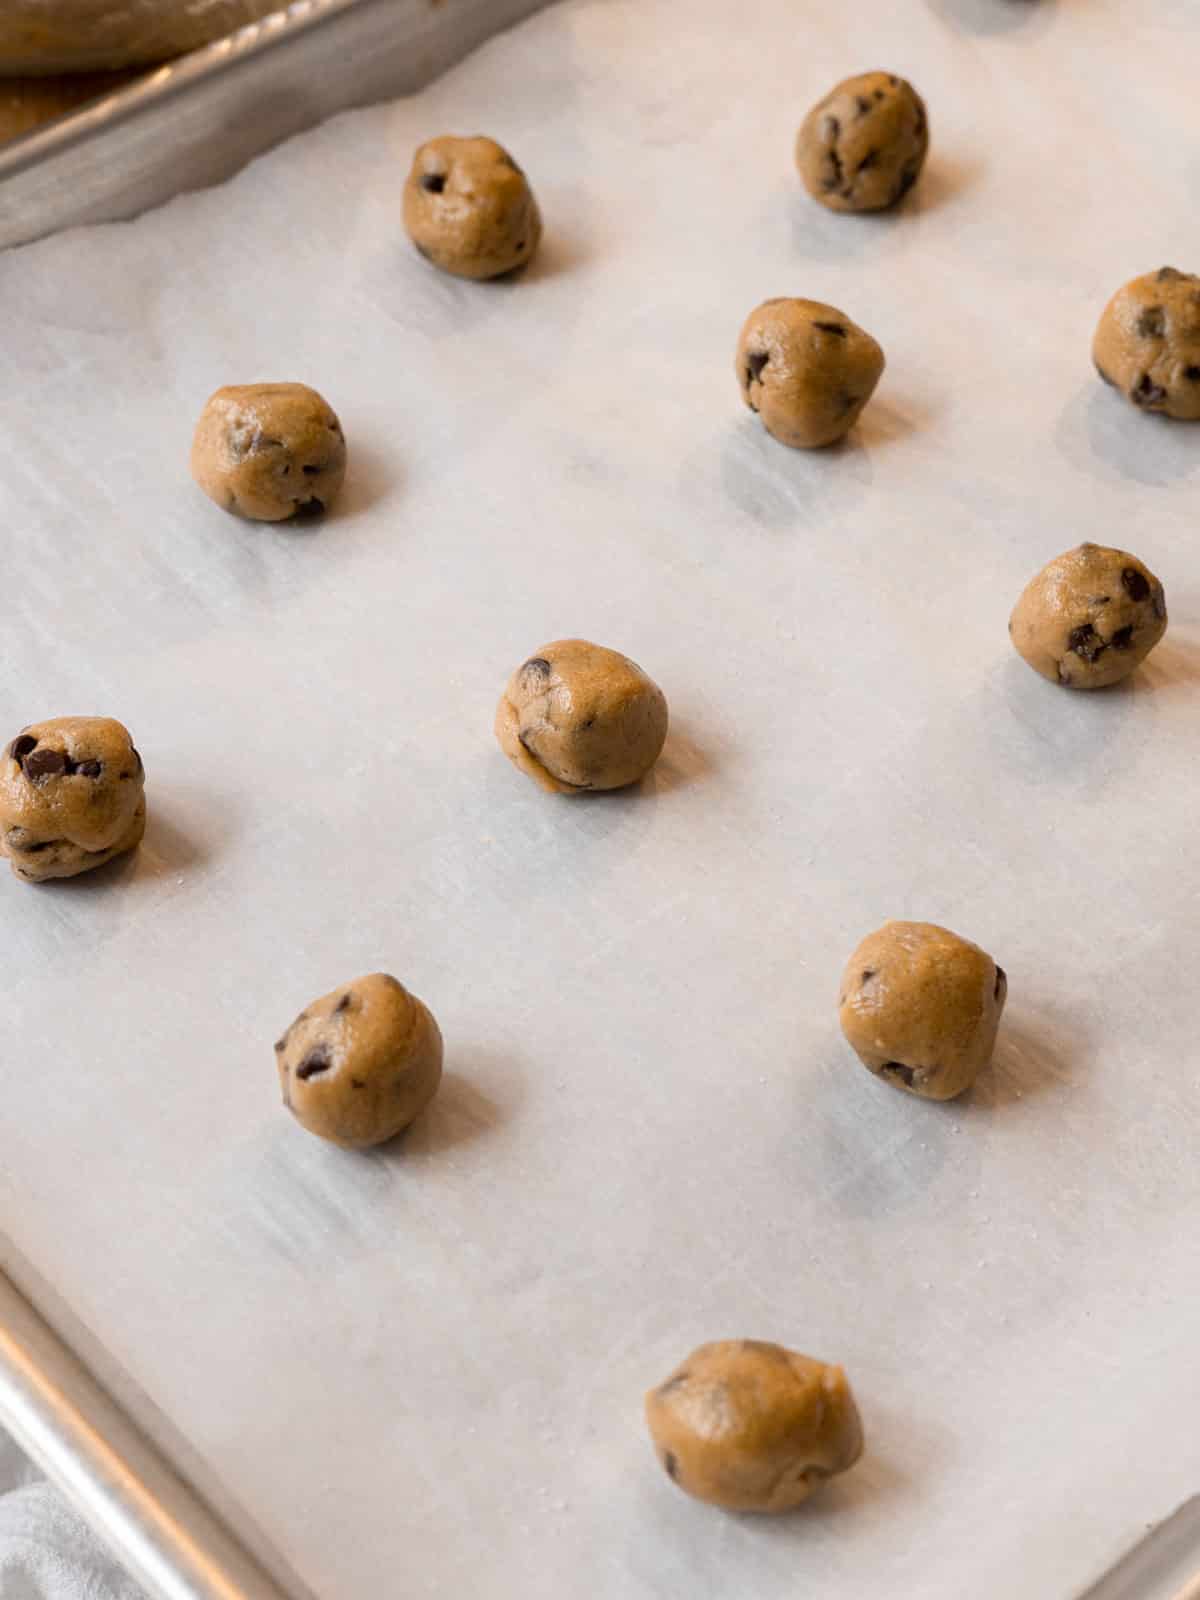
0;0;553;250
2;0;1199;1596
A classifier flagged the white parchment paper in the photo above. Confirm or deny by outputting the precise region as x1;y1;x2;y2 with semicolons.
2;0;1199;1595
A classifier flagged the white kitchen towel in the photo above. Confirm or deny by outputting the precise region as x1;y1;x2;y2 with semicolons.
0;1432;143;1600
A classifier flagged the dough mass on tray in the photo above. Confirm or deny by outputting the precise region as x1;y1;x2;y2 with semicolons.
403;135;542;280
736;298;885;448
495;639;669;793
0;717;145;882
1093;267;1200;419
190;383;347;522
796;70;929;213
839;920;1007;1101
1009;543;1167;689
275;974;443;1149
644;1340;864;1513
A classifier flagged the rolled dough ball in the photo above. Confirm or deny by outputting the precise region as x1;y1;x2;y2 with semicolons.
495;639;668;795
796;71;928;213
1009;543;1167;689
736;298;884;448
275;973;443;1149
645;1340;864;1513
0;717;145;882
403;136;541;281
839;921;1006;1101
1092;267;1200;419
190;383;346;522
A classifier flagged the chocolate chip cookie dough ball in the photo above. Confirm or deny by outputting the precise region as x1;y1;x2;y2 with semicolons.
495;640;669;794
1009;543;1167;689
275;974;443;1149
1093;267;1200;419
737;298;885;448
190;383;346;521
839;921;1006;1101
0;717;145;883
403;136;541;280
797;71;928;213
645;1341;864;1513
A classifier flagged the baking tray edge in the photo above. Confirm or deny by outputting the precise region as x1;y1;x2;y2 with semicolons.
0;0;555;250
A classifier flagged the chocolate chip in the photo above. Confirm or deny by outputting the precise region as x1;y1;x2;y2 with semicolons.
994;966;1006;1001
23;748;67;780
823;114;840;142
854;95;871;116
1131;373;1167;407
296;1048;332;1081
292;498;325;518
1136;307;1165;338
1153;588;1167;621
23;840;55;853
861;968;876;983
1110;625;1135;651
335;992;353;1014
522;657;552;679
1156;266;1183;283
822;144;844;192
882;1060;916;1086
887;75;899;86
273;1037;287;1053
1122;567;1151;602
74;760;102;778
913;105;927;140
856;148;879;172
836;391;859;416
515;240;527;253
746;350;769;384
350;1077;366;1090
302;464;323;475
1068;623;1106;662
663;1451;678;1481
420;172;446;193
1185;366;1200;382
813;321;847;337
9;734;36;764
895;158;921;199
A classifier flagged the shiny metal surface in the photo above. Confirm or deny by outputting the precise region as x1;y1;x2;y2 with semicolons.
1075;1499;1200;1600
0;1269;307;1600
0;0;553;249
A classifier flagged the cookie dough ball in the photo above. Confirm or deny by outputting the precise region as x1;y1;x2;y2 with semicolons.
403;136;541;281
1009;543;1167;689
1092;267;1200;419
190;383;346;522
839;921;1006;1101
495;639;668;795
796;71;928;213
0;717;145;883
737;298;885;449
645;1340;864;1513
275;973;443;1149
